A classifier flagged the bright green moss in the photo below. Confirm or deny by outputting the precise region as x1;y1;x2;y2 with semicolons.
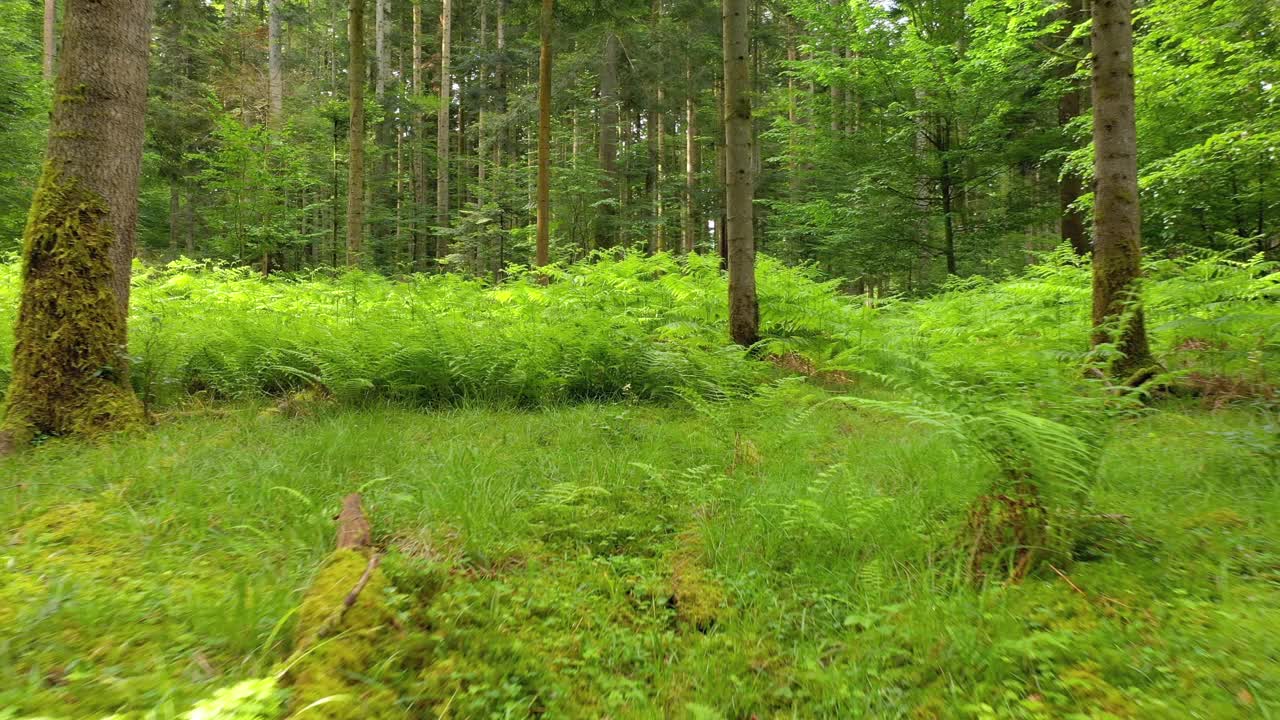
1;164;143;448
287;549;403;720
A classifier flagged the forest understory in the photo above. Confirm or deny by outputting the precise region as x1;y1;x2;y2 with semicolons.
2;0;1278;716
1;252;1277;719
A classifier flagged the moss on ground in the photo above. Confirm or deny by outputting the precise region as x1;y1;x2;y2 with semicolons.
0;401;1276;718
286;549;401;720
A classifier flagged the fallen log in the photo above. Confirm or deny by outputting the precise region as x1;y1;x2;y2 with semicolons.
283;493;399;719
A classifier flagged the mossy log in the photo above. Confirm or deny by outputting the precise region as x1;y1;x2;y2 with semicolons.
284;494;402;719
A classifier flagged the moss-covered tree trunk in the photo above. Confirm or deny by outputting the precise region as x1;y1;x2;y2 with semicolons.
1090;0;1156;382
723;0;759;347
0;0;151;454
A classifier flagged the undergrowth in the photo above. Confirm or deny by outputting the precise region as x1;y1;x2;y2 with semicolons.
0;247;1277;718
1;398;1276;718
0;246;1273;414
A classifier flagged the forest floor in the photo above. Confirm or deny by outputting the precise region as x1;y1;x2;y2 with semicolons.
2;393;1278;719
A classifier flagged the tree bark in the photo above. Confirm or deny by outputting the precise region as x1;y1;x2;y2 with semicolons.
596;32;620;249
715;75;728;270
648;0;665;253
478;1;489;192
1091;0;1156;382
723;0;758;347
435;0;453;261
496;0;507;170
411;0;426;270
1;0;151;451
346;0;365;266
169;180;182;252
268;0;283;124
683;57;701;255
786;15;800;201
535;0;552;270
375;0;388;100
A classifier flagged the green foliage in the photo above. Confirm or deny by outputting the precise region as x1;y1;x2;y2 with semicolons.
0;252;846;410
836;245;1280;392
0;0;45;245
2;396;1276;718
190;116;321;265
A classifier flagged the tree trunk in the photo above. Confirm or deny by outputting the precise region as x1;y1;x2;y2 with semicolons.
596;32;620;249
683;57;701;254
715;75;728;270
1090;0;1156;382
786;15;800;201
268;0;283;124
435;0;452;261
169;180;182;252
648;0;665;253
723;0;758;347
496;0;507;170
375;0;388;99
412;0;426;270
1059;0;1088;255
43;0;56;82
535;0;552;270
1;0;150;451
656;92;666;253
371;0;394;268
346;0;365;266
942;147;957;275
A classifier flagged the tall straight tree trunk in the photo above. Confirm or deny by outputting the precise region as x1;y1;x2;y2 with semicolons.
828;0;843;135
412;0;426;269
1059;0;1089;255
43;0;56;81
1;0;150;452
648;0;665;253
372;0;392;267
495;0;507;170
169;181;182;252
346;0;365;266
596;32;620;249
655;90;666;252
715;75;728;269
683;57;701;254
268;0;283;123
535;0;552;270
375;0;388;99
786;15;800;200
1091;0;1156;382
723;0;758;347
435;0;453;261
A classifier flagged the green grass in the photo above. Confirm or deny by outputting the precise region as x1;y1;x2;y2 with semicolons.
2;392;1277;719
1;249;1277;717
